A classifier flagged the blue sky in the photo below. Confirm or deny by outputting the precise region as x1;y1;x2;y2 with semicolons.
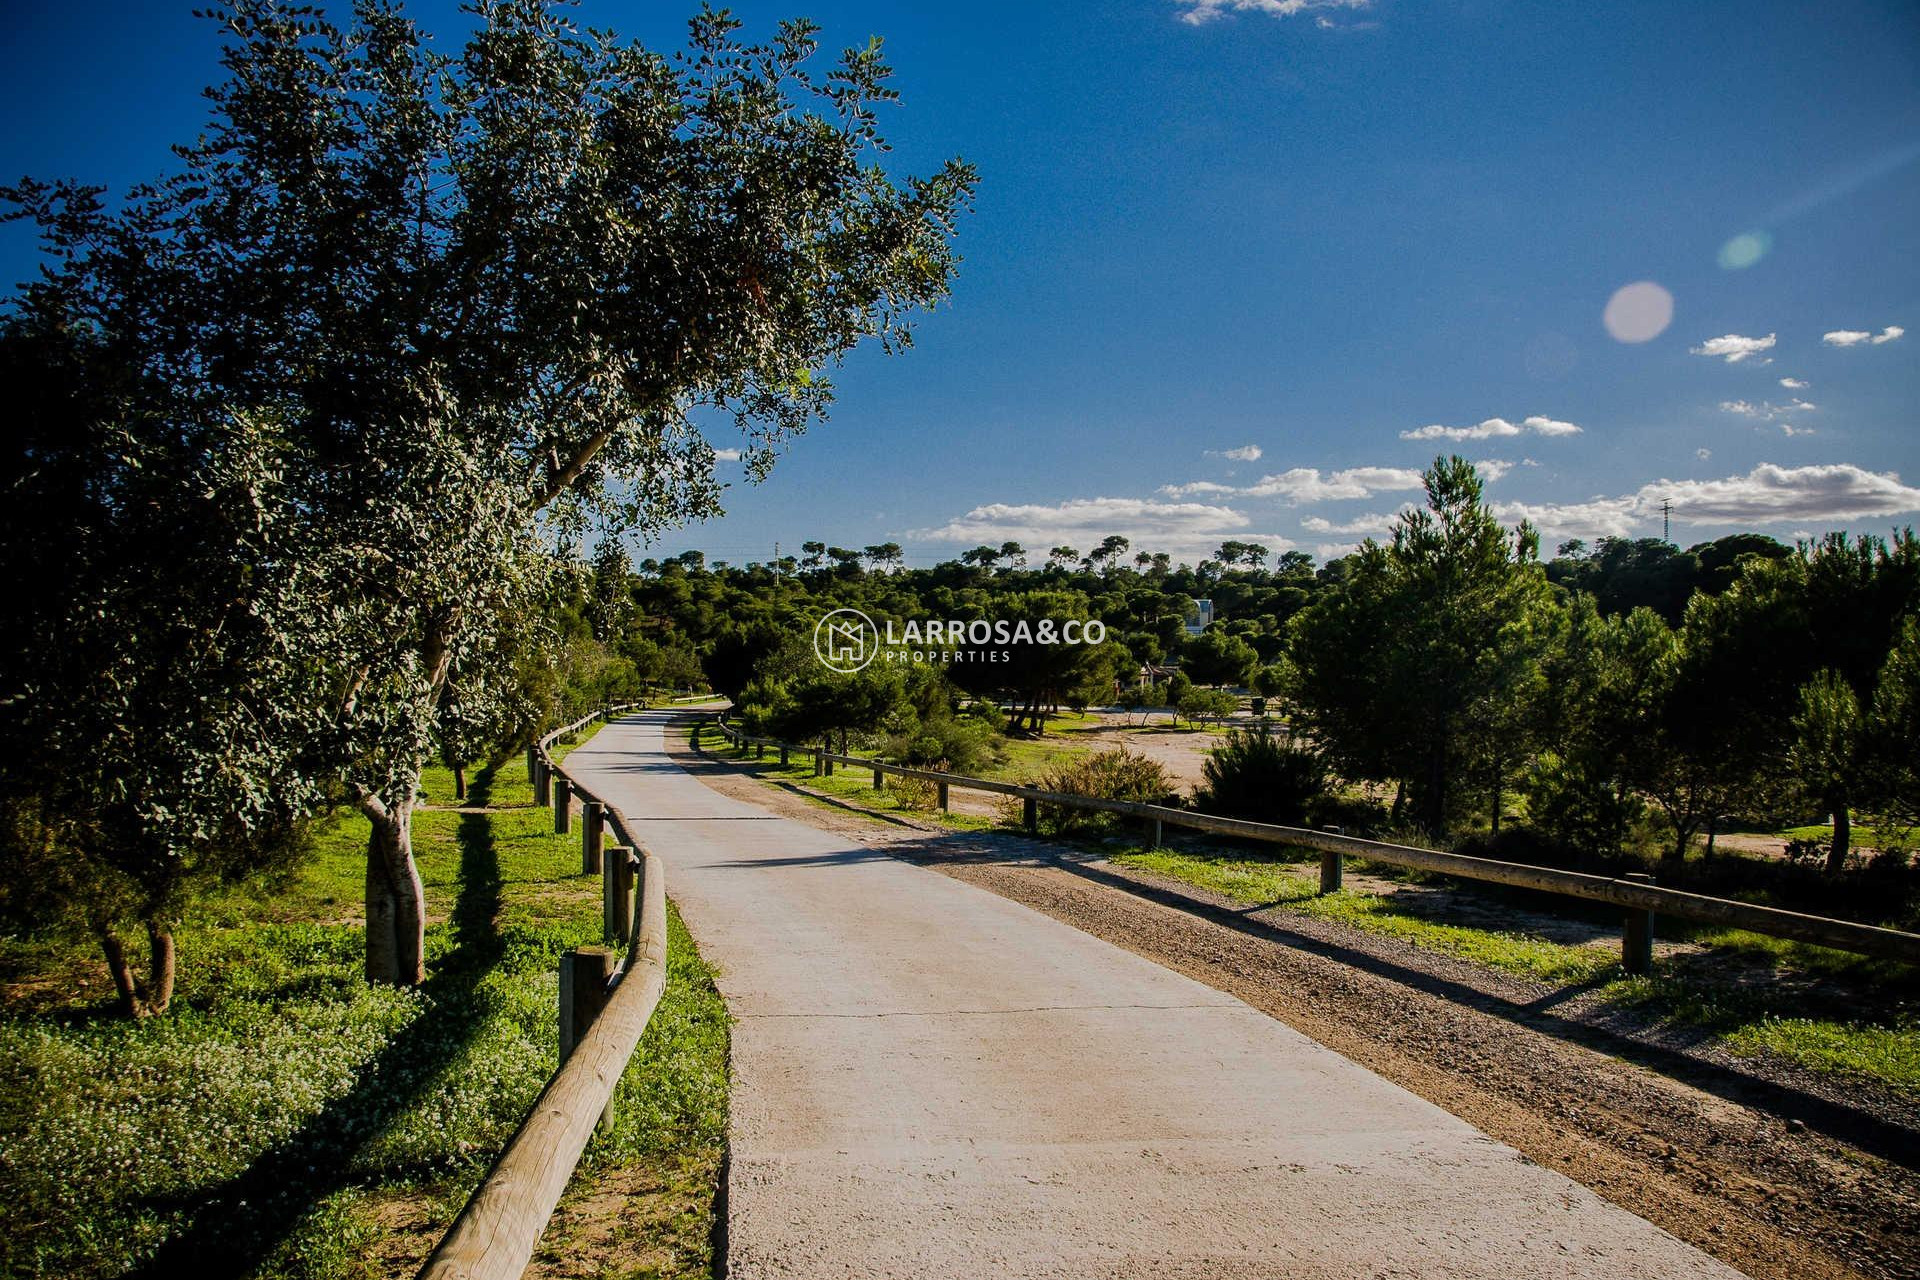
4;0;1917;565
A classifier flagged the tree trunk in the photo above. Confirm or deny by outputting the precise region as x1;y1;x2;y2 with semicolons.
1825;801;1851;874
97;921;176;1018
1488;758;1504;837
100;927;137;1016
453;763;467;802
1664;816;1696;863
145;921;176;1013
365;798;427;986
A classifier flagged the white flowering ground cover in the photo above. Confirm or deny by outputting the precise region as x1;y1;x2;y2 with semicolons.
0;743;730;1279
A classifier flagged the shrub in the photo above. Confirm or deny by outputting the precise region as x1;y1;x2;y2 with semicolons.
885;713;1002;776
1177;688;1236;722
891;775;940;811
1026;749;1177;835
1305;792;1389;836
1195;729;1328;827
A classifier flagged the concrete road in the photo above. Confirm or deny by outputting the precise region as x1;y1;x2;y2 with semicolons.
566;711;1744;1279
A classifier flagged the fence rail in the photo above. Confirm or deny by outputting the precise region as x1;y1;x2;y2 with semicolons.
702;716;1920;970
419;703;664;1280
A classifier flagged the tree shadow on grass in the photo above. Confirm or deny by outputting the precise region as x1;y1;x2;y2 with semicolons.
129;769;509;1278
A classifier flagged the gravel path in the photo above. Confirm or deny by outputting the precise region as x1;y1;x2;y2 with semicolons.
670;720;1920;1280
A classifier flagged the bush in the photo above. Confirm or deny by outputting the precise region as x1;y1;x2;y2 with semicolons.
1024;749;1177;835
887;713;1002;775
1520;750;1645;862
1305;792;1389;836
1194;729;1328;827
891;775;940;811
1177;688;1236;722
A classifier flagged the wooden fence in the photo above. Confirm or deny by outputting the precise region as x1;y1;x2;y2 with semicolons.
702;717;1920;971
417;704;665;1280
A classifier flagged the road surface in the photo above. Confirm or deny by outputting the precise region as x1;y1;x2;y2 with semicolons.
565;711;1743;1279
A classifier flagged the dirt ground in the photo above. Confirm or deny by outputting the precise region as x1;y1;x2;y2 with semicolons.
1058;710;1225;790
671;724;1920;1280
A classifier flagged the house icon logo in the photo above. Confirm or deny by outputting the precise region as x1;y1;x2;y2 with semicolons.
813;608;880;674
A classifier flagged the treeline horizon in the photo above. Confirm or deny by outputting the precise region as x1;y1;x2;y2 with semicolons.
555;459;1918;930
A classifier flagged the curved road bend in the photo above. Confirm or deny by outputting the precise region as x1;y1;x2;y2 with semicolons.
566;711;1743;1280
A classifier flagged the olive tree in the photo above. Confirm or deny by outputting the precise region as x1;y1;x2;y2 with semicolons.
5;1;974;984
0;321;321;1015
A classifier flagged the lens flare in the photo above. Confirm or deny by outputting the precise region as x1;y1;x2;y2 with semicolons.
1603;281;1674;344
1718;230;1772;270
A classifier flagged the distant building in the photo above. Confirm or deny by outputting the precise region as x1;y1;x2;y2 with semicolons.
1184;598;1214;637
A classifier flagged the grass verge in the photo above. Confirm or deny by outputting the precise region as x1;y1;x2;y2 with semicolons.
0;734;729;1280
1111;845;1918;1097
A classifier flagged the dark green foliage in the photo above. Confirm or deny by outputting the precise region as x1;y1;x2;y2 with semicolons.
3;0;974;985
1196;729;1328;827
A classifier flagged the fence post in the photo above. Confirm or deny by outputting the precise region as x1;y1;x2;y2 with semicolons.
558;946;615;1062
533;757;551;806
1023;797;1038;833
1319;826;1345;894
692;722;703;751
603;846;635;945
1151;817;1163;849
872;766;884;790
553;777;571;834
780;744;790;767
582;801;604;875
937;780;949;812
824;744;835;777
1622;871;1655;975
526;745;537;781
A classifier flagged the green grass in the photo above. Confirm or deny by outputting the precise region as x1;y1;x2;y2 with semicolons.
985;731;1094;783
0;733;729;1280
702;731;996;832
1111;845;1919;1096
1726;1017;1920;1090
1114;848;1617;985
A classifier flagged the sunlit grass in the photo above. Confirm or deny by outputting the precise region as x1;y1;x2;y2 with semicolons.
0;731;730;1279
1115;848;1616;985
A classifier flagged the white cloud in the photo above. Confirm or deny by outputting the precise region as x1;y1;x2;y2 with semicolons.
1476;459;1515;482
1524;416;1582;437
1719;397;1816;423
908;496;1294;560
1302;507;1412;537
1696;448;1712;460
1401;415;1582;442
712;448;743;462
1781;424;1816;437
1205;444;1263;462
1493;463;1920;538
1690;333;1776;363
1161;465;1423;502
1779;377;1809;389
1824;325;1903;347
1403;418;1520;441
1176;0;1368;25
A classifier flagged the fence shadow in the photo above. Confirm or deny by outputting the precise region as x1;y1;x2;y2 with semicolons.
129;771;508;1278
